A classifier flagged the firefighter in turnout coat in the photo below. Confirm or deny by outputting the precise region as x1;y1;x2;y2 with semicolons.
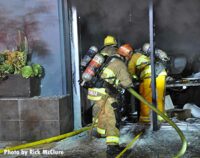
87;40;133;154
128;45;167;123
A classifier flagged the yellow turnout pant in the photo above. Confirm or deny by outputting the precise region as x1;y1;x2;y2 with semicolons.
92;95;120;145
139;75;166;123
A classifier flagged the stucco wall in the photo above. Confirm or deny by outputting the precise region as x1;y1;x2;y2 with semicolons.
0;0;70;96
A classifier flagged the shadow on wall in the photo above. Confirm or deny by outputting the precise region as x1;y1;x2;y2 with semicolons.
0;2;54;57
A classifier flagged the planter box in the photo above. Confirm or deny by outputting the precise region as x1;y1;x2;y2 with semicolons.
0;95;73;141
0;74;40;97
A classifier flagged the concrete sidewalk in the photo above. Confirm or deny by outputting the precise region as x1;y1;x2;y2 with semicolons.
1;121;200;158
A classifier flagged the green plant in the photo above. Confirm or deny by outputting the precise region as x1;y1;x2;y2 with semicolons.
21;66;34;79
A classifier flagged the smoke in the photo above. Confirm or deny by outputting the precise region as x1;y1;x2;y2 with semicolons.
71;0;200;74
155;0;200;74
70;0;149;51
155;0;200;55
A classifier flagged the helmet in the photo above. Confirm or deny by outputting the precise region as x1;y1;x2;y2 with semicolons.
88;46;98;54
155;49;170;62
104;35;117;46
142;43;150;53
117;44;133;59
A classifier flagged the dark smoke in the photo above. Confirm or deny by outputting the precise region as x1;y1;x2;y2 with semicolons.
155;0;200;73
70;0;149;52
155;0;200;54
71;0;200;74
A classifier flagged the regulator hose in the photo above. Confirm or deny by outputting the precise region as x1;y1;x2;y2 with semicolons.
0;126;91;154
128;88;187;158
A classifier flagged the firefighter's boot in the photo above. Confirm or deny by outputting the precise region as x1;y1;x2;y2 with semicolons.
92;129;106;138
106;145;125;157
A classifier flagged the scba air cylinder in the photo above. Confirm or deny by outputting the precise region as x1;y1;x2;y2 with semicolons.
81;53;105;86
80;46;98;68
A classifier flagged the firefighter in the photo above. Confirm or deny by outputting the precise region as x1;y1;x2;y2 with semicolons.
87;40;133;155
87;35;118;128
128;44;167;123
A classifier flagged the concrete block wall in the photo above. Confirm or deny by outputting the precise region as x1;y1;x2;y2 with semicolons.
0;95;73;141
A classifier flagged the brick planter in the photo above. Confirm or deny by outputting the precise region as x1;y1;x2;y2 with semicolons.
0;74;40;97
0;95;73;141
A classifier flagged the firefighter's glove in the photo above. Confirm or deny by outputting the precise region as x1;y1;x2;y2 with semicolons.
132;75;139;81
117;86;125;94
132;75;139;84
104;82;119;97
128;76;139;88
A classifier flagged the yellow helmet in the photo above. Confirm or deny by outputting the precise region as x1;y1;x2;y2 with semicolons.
104;35;117;46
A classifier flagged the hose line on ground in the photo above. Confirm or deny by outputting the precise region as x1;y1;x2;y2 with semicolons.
128;88;187;158
0;89;187;157
0;126;91;154
116;131;143;158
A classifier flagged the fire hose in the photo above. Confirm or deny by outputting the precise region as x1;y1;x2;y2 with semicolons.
116;131;143;158
0;126;91;154
127;88;187;158
0;89;187;157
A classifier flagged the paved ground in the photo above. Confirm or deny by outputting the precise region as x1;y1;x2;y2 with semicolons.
1;119;200;158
